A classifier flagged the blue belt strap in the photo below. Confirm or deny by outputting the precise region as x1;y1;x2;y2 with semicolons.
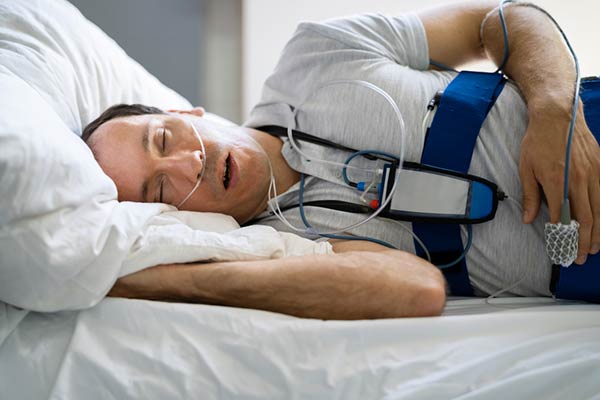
553;78;600;302
413;71;506;296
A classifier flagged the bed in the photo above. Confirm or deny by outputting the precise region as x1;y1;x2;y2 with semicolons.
1;1;599;398
2;298;600;399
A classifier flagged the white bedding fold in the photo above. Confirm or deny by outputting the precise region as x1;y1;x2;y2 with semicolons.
2;298;599;400
121;211;333;277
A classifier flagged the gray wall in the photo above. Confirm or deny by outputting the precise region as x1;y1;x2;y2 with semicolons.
69;0;243;123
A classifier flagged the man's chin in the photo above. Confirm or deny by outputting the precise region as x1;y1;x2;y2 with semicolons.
235;197;270;225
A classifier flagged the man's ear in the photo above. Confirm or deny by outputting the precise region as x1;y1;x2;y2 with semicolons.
167;106;205;117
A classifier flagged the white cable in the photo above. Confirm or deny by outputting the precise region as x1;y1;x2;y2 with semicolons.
506;195;522;212
484;194;538;305
421;108;434;138
286;80;404;174
267;162;433;261
286;105;374;174
266;155;307;233
359;178;377;204
390;219;432;263
266;152;325;234
271;79;406;236
485;274;527;305
176;122;207;208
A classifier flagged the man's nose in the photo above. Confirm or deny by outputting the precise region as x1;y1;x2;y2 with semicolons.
159;150;204;184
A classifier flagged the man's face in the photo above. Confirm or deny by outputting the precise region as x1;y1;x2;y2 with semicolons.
89;112;272;223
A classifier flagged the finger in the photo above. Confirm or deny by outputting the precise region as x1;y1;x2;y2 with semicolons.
590;181;600;255
193;106;206;117
519;163;541;224
540;168;566;225
571;185;593;265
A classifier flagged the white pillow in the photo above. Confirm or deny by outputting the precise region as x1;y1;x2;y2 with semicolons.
0;0;332;312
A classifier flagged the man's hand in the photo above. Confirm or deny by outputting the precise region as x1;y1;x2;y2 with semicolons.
420;1;600;263
480;4;600;264
520;101;600;264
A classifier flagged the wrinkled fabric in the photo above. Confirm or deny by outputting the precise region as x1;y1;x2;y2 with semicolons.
2;298;600;399
0;0;331;312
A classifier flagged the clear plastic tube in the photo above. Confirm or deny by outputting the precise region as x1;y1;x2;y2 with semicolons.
176;122;207;208
268;79;406;235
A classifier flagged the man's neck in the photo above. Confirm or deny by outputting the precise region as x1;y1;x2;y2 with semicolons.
243;126;300;213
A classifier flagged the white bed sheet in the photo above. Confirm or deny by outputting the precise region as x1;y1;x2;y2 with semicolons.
2;298;599;400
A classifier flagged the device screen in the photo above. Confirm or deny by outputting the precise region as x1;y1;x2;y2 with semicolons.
387;168;469;217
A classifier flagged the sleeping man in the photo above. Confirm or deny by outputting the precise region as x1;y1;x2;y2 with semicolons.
82;1;600;319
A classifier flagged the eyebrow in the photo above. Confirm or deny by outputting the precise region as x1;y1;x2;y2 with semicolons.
141;123;151;201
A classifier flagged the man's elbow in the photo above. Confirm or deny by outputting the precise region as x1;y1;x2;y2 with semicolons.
408;268;447;317
416;280;447;317
375;251;447;318
379;268;447;319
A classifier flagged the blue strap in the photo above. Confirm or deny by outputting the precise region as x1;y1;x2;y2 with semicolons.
580;78;600;136
553;78;600;302
413;71;506;296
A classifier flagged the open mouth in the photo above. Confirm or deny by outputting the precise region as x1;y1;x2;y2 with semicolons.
223;153;231;189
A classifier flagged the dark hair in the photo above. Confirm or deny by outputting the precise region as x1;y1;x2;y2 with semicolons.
81;103;166;143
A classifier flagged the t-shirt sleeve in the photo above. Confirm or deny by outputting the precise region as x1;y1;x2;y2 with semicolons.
299;12;430;70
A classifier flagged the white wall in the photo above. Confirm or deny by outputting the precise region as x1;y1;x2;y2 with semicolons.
242;0;599;120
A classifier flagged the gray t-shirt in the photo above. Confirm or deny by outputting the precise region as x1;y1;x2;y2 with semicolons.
244;13;551;297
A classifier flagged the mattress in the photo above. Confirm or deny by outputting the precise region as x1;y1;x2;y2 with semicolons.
2;297;599;399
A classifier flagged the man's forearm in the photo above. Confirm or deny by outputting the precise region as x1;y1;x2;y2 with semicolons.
109;249;446;320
